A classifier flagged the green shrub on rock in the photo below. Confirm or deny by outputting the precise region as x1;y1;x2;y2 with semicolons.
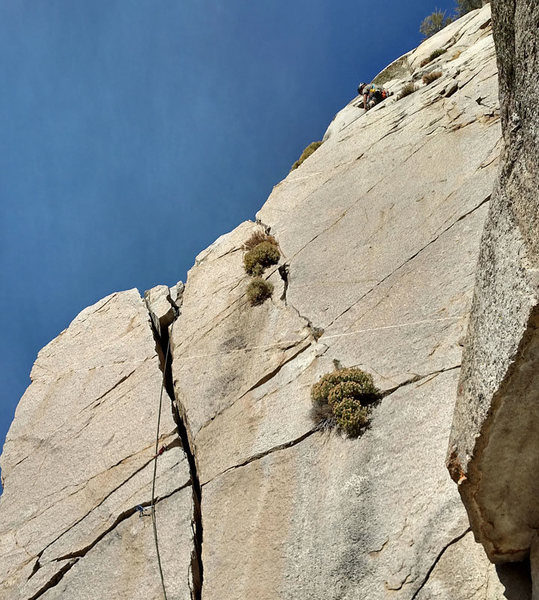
243;230;277;251
420;10;453;39
328;381;371;406
246;278;274;306
429;48;447;62
290;141;322;172
243;241;280;276
311;367;379;437
420;48;447;68
333;398;369;437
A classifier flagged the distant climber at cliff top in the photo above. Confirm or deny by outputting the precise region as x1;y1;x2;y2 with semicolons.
358;82;390;111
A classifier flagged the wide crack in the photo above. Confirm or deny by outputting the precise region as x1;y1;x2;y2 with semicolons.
149;306;204;600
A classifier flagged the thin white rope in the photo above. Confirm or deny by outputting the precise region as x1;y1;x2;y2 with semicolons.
176;313;466;361
32;314;466;379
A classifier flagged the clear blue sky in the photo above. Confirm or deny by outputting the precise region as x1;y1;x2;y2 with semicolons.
0;0;456;473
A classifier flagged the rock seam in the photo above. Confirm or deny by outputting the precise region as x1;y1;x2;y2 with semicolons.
147;300;204;600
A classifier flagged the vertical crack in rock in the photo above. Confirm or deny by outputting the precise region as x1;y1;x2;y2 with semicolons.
278;263;325;341
147;303;203;600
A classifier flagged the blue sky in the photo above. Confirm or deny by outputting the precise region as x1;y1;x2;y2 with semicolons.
0;0;456;470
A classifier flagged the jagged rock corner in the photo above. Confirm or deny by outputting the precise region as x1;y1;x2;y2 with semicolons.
446;0;539;592
0;3;537;599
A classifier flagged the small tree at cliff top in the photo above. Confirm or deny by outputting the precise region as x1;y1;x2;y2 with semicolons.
456;0;484;16
420;9;453;38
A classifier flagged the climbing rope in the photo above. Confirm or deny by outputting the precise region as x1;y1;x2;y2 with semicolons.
150;320;175;600
176;313;466;361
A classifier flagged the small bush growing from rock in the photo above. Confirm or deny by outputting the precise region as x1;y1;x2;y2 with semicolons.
246;278;274;306
333;398;369;437
311;367;379;436
420;48;447;68
244;241;280;276
429;48;447;61
420;10;453;39
423;71;443;85
290;141;322;171
243;230;277;251
397;82;417;100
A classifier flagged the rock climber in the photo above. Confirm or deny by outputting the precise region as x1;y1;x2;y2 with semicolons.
357;82;390;111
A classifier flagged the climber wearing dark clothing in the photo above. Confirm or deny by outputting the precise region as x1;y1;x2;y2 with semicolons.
357;82;390;111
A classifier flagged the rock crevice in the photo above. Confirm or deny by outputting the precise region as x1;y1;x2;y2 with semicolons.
146;293;204;600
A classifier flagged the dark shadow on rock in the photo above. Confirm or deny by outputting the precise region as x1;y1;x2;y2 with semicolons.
497;558;532;600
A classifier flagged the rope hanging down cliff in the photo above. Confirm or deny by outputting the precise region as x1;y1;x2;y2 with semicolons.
150;320;175;600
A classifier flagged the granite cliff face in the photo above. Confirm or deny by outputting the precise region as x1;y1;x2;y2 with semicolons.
447;0;539;580
0;5;534;599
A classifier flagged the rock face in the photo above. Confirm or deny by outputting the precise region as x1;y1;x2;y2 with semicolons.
168;6;513;599
447;0;539;573
0;290;197;599
1;5;533;600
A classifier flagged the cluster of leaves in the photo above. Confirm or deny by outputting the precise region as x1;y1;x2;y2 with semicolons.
243;231;280;306
420;1;486;39
244;241;280;276
420;48;447;68
311;368;379;437
290;141;323;172
422;70;443;85
397;82;417;100
246;278;274;305
420;10;453;38
242;230;277;251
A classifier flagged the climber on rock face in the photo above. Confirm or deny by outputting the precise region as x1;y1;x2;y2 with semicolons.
358;82;390;111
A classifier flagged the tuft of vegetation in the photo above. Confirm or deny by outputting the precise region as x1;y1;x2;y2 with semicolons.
243;230;277;252
290;141;323;171
423;71;443;85
243;240;280;276
332;398;370;437
419;2;487;40
429;48;447;61
420;48;447;68
397;82;417;100
246;278;274;306
420;10;453;39
311;367;379;437
243;232;280;307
